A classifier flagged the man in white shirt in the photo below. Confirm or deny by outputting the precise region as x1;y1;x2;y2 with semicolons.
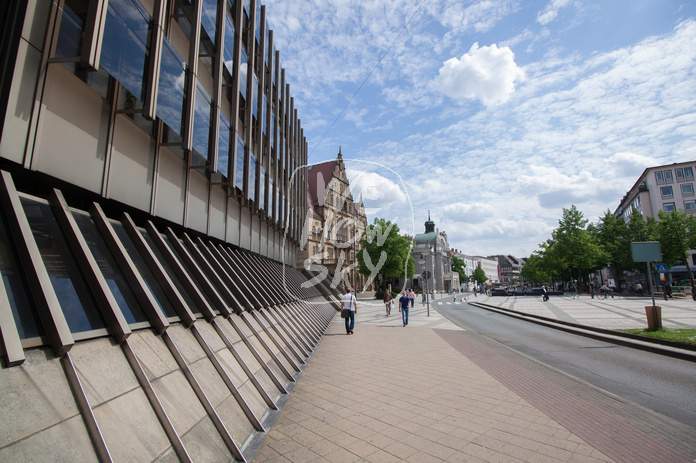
341;289;357;335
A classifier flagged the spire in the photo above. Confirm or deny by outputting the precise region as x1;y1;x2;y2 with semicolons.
424;210;435;233
338;146;342;159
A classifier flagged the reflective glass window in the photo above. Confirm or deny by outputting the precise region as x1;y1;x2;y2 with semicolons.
259;166;266;211
201;0;217;43
685;167;694;179
192;84;212;162
55;0;87;58
239;48;248;100
157;38;186;136
0;212;41;340
218;115;230;178
249;152;256;202
235;135;245;191
100;0;151;102
663;202;676;212
72;212;148;325
252;74;258;119
681;183;694;195
262;94;267;134
20;198;106;335
660;186;673;197
684;200;696;211
140;231;203;316
111;222;179;319
223;13;236;77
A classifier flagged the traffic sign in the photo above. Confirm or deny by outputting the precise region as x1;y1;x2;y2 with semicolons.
422;271;431;279
655;264;668;273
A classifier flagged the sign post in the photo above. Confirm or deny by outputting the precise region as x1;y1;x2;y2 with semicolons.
631;241;662;329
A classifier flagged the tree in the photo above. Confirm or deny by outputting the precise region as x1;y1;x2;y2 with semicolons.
471;267;488;286
357;218;414;289
520;253;550;285
552;205;607;285
592;210;633;279
451;256;466;282
656;209;696;286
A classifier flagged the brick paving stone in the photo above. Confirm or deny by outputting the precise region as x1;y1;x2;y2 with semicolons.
248;295;695;462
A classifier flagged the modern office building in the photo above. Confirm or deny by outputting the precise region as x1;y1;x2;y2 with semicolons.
0;1;336;461
297;148;369;292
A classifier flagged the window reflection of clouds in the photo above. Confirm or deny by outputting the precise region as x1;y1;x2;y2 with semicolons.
218;116;230;178
260;167;266;210
240;48;248;99
201;0;217;42
236;136;245;191
249;153;256;202
193;85;212;160
100;0;151;101
223;15;235;76
157;39;186;136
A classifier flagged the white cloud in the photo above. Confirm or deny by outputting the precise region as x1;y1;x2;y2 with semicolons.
537;0;572;25
436;43;525;106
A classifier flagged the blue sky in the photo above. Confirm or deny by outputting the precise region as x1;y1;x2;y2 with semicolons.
263;0;696;257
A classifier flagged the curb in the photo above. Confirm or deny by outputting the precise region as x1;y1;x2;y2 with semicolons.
437;300;696;363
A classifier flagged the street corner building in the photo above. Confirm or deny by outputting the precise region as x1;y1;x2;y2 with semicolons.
0;1;341;461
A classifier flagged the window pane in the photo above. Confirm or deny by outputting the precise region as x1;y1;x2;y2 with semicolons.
684;200;696;211
663;202;676;212
685;167;694;178
660;186;673;196
140;231;202;316
101;0;151;102
259;166;265;211
235;136;245;191
664;170;673;180
201;0;217;42
249;152;256;202
157;39;186;136
681;183;694;195
252;74;258;119
72;212;148;325
218;115;230;178
20;198;106;334
239;48;248;100
192;85;212;161
0;212;42;339
111;222;179;319
223;13;236;77
55;0;87;58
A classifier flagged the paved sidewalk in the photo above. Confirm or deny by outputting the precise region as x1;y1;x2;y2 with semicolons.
461;292;696;329
250;295;695;462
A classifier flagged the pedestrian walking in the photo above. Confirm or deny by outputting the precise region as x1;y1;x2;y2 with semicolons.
409;288;416;308
542;285;549;302
341;289;357;335
399;290;410;326
571;282;578;299
383;289;393;316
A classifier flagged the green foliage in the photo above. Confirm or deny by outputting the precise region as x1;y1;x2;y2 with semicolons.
656;209;696;285
451;256;466;279
551;205;608;282
520;253;550;284
471;267;487;285
620;328;696;346
357;218;415;284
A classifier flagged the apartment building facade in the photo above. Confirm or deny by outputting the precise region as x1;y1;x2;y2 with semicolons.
614;161;696;281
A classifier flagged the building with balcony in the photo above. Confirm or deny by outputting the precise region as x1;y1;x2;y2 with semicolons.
298;148;368;291
0;1;336;461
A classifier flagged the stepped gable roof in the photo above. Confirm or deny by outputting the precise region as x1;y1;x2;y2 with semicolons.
307;160;337;206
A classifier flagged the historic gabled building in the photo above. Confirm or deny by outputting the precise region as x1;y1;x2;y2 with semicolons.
298;148;369;291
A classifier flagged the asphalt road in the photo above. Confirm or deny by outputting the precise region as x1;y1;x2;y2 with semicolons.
436;300;696;429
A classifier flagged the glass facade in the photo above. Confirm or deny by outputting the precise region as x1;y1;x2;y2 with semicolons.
100;0;152;102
